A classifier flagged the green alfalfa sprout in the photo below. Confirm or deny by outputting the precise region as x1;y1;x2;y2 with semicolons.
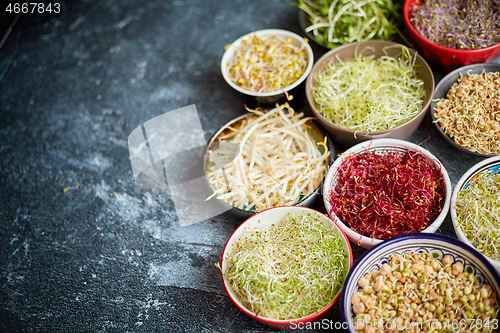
455;172;500;261
219;212;347;320
311;45;426;132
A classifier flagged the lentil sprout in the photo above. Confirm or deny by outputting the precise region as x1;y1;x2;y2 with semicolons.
351;252;499;333
455;172;500;261
206;104;330;212
222;212;348;320
433;70;500;156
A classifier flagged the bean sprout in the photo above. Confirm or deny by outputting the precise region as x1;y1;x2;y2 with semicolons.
207;104;330;211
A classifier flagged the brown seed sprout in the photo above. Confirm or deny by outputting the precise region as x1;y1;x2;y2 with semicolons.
433;70;500;155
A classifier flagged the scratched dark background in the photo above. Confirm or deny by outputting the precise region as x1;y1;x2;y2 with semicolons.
0;0;498;332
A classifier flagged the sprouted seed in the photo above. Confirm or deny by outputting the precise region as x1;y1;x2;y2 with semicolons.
455;172;500;261
327;148;445;241
410;0;500;50
206;104;330;212
351;251;499;333
433;70;500;156
222;212;348;320
226;34;309;93
311;45;425;132
293;0;402;49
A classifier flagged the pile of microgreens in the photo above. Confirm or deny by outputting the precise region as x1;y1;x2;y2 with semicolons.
327;148;445;240
293;0;402;49
221;212;347;320
410;0;500;49
455;172;500;261
311;45;425;133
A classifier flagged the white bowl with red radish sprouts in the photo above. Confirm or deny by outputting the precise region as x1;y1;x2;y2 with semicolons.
204;103;334;220
219;206;353;329
221;29;313;105
451;156;500;273
322;138;452;249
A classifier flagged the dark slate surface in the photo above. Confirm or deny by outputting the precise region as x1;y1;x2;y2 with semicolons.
0;1;498;332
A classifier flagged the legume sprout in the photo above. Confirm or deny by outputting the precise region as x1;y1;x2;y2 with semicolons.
206;104;330;211
311;45;425;132
455;172;500;261
351;252;499;332
226;34;309;93
293;0;402;49
410;0;500;50
222;212;348;320
433;70;500;156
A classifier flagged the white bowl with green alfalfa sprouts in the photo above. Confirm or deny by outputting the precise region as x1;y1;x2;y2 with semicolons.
451;156;500;273
217;206;353;329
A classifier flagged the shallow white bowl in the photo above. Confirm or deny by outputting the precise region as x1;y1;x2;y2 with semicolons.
451;156;500;273
221;29;313;105
220;206;353;329
322;138;452;249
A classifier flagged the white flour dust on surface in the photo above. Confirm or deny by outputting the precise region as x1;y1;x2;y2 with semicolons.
92;180;157;223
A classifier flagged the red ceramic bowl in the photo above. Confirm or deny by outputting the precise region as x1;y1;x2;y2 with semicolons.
220;206;353;329
404;0;500;71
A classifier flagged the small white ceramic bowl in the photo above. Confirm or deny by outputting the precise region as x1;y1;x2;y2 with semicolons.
220;206;353;329
322;138;452;249
221;29;313;105
451;156;500;273
340;233;500;332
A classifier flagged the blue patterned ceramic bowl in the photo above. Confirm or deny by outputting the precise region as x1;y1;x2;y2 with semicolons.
340;233;500;332
451;156;500;273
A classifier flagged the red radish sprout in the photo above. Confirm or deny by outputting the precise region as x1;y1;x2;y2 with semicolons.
327;148;445;240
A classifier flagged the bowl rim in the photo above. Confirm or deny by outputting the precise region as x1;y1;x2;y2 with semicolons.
430;63;500;158
204;111;336;215
305;40;435;137
220;29;314;97
339;233;500;330
322;138;452;248
403;0;500;54
450;156;500;267
220;205;354;325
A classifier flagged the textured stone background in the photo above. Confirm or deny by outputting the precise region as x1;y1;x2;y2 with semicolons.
0;0;498;332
